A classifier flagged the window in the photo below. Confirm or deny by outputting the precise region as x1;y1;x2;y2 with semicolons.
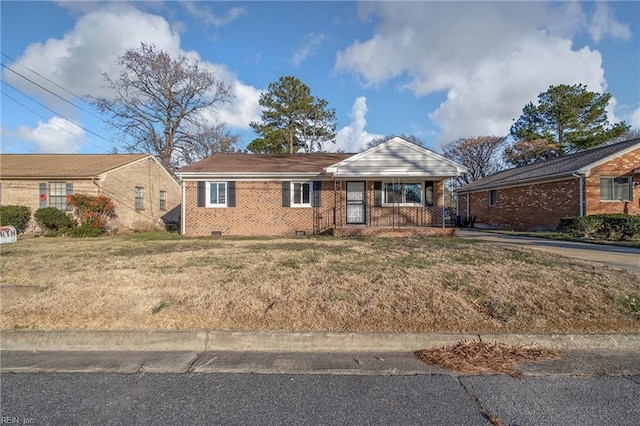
207;182;227;207
50;182;68;210
159;191;167;210
600;177;632;201
291;182;311;207
135;187;144;210
383;182;422;205
489;190;497;206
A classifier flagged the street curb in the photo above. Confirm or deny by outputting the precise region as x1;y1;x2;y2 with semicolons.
2;330;639;352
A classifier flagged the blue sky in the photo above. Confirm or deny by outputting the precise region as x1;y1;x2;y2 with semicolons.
1;1;639;155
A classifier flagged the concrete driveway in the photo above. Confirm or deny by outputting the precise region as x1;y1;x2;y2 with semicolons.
458;229;640;274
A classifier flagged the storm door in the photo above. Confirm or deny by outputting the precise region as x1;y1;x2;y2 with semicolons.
345;181;366;224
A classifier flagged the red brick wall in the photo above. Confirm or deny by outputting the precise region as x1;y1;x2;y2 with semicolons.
460;179;581;231
184;179;447;236
585;148;640;216
458;147;640;231
183;180;338;236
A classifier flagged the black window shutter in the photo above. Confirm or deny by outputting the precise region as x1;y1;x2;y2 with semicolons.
197;181;206;207
227;181;236;207
425;181;434;206
39;183;47;208
374;181;382;207
312;181;321;207
282;181;290;207
66;182;74;210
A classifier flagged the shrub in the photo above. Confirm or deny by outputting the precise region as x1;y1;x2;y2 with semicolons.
68;194;116;235
558;216;602;238
165;222;180;233
559;214;640;241
70;220;104;238
597;214;640;241
0;205;31;234
34;207;75;234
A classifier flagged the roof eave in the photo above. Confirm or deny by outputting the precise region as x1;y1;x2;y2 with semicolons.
177;171;327;180
458;171;579;193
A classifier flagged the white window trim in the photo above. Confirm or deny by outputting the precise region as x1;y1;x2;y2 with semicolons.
206;181;228;208
600;176;632;202
382;182;423;207
291;181;312;208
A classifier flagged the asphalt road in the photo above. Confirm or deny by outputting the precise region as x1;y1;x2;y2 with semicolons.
2;372;639;425
458;229;640;274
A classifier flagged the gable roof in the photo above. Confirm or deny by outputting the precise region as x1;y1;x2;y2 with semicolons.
325;137;468;178
177;153;354;178
178;137;468;180
0;154;151;179
459;138;640;192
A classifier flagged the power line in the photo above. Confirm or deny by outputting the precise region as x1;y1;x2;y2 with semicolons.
0;61;112;127
1;81;114;146
1;90;101;148
1;52;86;104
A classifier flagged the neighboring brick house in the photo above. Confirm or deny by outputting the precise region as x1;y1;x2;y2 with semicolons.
0;154;181;233
457;138;640;231
176;137;468;237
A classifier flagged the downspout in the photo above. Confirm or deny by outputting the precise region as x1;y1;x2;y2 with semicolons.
572;173;584;217
91;177;101;194
466;192;470;217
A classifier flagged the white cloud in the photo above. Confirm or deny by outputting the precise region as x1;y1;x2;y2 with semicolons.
589;1;631;43
181;2;246;27
3;4;260;137
332;96;383;152
292;33;327;67
211;81;262;129
335;2;622;146
16;116;86;153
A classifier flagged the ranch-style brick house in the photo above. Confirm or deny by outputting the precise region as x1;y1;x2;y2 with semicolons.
176;137;468;237
0;154;181;233
457;137;640;231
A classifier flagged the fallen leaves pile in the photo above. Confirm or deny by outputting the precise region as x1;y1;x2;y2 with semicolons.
415;339;560;376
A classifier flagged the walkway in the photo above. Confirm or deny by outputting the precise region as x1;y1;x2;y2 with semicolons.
458;229;640;274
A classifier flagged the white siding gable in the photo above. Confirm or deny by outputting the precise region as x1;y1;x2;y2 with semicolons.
325;137;467;178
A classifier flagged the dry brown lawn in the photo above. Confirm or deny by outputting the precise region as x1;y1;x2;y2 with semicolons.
1;232;639;332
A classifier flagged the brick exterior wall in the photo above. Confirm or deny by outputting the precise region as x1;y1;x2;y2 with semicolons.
459;148;640;231
183;179;446;237
0;157;180;233
459;179;580;231
97;157;181;231
183;180;333;236
585;149;640;216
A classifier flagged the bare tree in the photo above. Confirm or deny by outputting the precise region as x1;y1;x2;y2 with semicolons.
91;43;234;172
177;122;239;165
442;136;506;185
365;134;424;150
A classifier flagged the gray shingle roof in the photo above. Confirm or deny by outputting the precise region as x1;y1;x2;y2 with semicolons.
458;138;640;192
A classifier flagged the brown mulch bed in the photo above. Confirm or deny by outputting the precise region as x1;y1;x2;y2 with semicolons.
415;339;560;376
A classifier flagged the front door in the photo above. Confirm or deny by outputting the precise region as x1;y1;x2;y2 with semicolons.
346;181;366;224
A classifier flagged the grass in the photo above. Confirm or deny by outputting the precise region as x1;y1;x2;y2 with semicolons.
1;232;639;333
